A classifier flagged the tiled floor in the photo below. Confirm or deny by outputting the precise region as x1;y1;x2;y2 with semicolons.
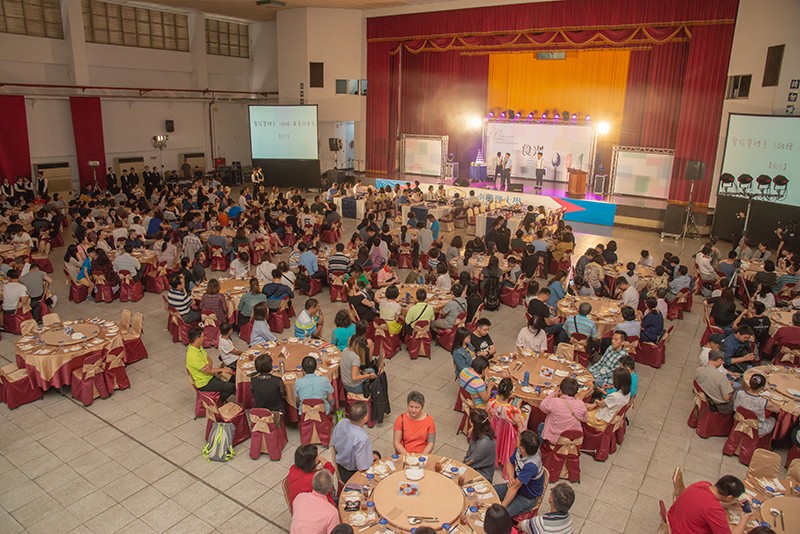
0;199;772;534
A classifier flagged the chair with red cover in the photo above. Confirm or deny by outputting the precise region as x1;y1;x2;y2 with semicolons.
466;304;484;332
189;373;223;418
568;333;590;367
120;311;148;363
405;320;432;360
168;307;199;345
667;295;684;320
580;404;629;461
210;246;230;271
104;345;131;391
541;429;583;483
699;314;724;346
298;399;333;446
636;326;673;369
70;352;112;406
511;468;549;526
203;400;251;446
548;252;572;275
64;268;89;303
239;317;255;344
457;391;475;436
31;239;53;273
299;266;322;297
2;299;33;335
118;270;144;302
0;362;43;409
722;407;772;465
435;313;467;352
500;277;527;308
346;393;375;428
144;262;169;293
398;243;413;269
251;239;268;265
267;298;291;334
320;227;337;243
774;345;800;367
283;228;297;248
249;408;288;460
372;317;402;360
329;271;347;302
200;310;221;348
92;273;115;303
687;381;734;438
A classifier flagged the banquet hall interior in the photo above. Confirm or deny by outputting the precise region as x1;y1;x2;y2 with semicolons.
1;0;800;533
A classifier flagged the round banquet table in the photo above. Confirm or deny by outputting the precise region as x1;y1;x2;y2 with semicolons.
15;317;124;390
767;308;795;336
603;264;655;292
449;253;513;276
374;284;453;315
338;453;500;533
199;227;236;243
743;365;800;440
740;260;788;282
234;338;341;422
735;476;800;532
557;296;623;338
191;277;249;319
107;247;158;271
0;243;31;263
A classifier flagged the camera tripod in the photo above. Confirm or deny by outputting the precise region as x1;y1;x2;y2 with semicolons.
662;181;702;240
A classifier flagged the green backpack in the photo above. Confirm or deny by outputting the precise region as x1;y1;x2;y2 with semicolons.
203;422;236;462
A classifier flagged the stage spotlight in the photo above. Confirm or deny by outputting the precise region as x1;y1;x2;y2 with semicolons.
554;113;560;120
515;112;521;119
500;112;506;119
774;175;789;187
585;115;591;122
488;112;494;118
756;174;772;186
467;116;483;130
737;173;753;186
597;121;610;135
541;113;548;120
527;112;534;120
571;114;577;121
719;173;735;185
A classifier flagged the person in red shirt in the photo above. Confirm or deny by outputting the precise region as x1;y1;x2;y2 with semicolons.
286;444;335;513
668;476;752;534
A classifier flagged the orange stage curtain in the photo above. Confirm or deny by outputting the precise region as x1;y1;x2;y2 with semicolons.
487;50;630;128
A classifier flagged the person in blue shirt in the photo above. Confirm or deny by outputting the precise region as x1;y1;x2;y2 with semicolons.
493;430;546;517
146;214;162;238
451;327;475;377
406;211;418;229
298;242;324;279
226;200;243;221
606;356;639;398
639;297;664;343
427;214;440;241
666;265;693;301
546;271;568;309
531;230;549;254
262;269;294;311
295;356;335;414
331;310;356;351
720;325;756;374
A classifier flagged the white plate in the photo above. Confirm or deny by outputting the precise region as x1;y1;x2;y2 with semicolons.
405;468;424;481
555;370;569;377
288;337;300;343
282;373;296;380
521;386;534;393
374;464;389;475
788;388;800;397
349;513;368;527
405;456;419;466
473;482;490;494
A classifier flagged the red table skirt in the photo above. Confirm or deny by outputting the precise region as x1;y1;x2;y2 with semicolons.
18;348;107;390
773;410;798;441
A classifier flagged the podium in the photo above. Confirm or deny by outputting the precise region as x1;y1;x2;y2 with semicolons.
567;169;588;198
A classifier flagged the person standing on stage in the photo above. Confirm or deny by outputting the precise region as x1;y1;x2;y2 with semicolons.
502;152;512;191
535;152;545;190
494;151;503;184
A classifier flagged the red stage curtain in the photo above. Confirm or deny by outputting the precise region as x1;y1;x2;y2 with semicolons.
69;97;107;189
0;96;32;183
366;42;392;175
619;51;649;146
669;24;736;205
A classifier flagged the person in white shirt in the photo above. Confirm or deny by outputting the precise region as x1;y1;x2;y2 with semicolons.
695;245;718;283
113;244;142;280
655;288;669;318
638;250;654;267
698;333;729;375
534;151;546;190
129;217;146;239
516;315;548;352
255;259;278;285
218;323;242;371
229;251;251;278
1;269;28;313
493;151;504;181
617;277;640;308
11;228;33;248
111;220;128;243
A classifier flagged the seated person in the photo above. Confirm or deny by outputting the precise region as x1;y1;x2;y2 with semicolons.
250;353;286;413
562;302;598;341
452;327;475;377
617;277;639;308
614;306;641;339
185;326;235;400
340;335;376;395
459;356;491;409
527;288;564;337
404;288;435;328
666;265;692;301
295;356;335;414
288;470;339;534
378;284;403;335
431;283;467;333
517;482;576;534
286;444;336;512
639;297;664;343
585;367;631;430
516;315;548;353
393;391;436;454
463;408;497;483
295;298;323;339
589;331;628;387
539;378;588;444
492;430;546;517
668;475;751;534
330;309;356;351
470;318;497;359
377;259;399;287
694;349;735;413
733;373;776;437
262;269;294;311
719;325;756;374
250;302;277;346
330;401;374;483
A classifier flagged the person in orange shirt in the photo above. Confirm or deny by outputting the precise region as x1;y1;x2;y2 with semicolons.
393;391;436;454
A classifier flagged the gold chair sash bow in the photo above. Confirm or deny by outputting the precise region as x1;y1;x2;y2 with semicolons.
555;343;575;361
253;241;268;252
302;403;326;422
622;341;639;354
780;346;800;364
693;389;708;411
119;272;134;285
203;401;221;422
733;411;759;438
156;265;168;278
412;323;430;339
555;434;583;456
374;321;390;339
106;349;125;369
211;248;223;258
251;413;276;434
20;319;37;335
331;274;345;287
570;337;587;351
94;274;108;285
82;358;106;379
201;313;219;328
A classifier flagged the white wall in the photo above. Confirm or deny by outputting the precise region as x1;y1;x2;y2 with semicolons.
710;0;800;206
277;9;308;106
251;21;279;93
0;33;72;85
211;101;253;165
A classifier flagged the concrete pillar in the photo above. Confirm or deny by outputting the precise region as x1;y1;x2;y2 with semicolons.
61;0;89;85
188;12;209;90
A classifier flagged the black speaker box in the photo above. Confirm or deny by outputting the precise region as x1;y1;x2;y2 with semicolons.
662;203;688;234
508;183;524;192
165;120;174;133
686;160;704;181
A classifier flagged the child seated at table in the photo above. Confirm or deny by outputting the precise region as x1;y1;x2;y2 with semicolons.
218;323;242;372
733;373;776;437
586;367;631;430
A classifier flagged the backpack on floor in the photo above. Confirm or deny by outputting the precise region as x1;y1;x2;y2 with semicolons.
483;276;501;311
202;422;236;462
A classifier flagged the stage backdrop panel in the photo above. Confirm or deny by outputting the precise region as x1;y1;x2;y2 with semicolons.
401;135;445;176
720;114;800;207
486;122;591;181
612;149;673;198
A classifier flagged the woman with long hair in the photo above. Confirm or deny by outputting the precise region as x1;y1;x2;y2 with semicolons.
340;335;376;394
463;408;497;483
237;277;266;327
200;278;229;323
546;270;568;308
451;327;475;377
487;378;526;469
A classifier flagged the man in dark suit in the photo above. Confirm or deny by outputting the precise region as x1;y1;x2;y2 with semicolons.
142;166;153;197
106;167;117;191
120;168;130;193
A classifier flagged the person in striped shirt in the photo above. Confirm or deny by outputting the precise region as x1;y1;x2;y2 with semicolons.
327;243;352;274
167;274;200;323
518;482;576;534
295;298;323;339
